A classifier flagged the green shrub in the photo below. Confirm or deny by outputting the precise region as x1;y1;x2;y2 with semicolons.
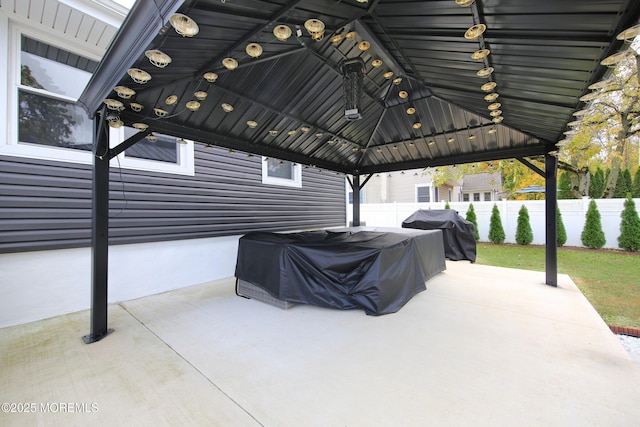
631;168;640;198
589;167;605;199
488;204;505;244
581;200;606;249
618;194;640;252
515;205;533;245
444;201;451;209
557;207;567;247
558;171;573;199
614;168;632;198
465;203;480;241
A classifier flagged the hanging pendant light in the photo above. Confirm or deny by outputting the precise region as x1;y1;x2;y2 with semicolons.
246;43;263;58
127;68;151;84
304;19;325;37
222;57;238;70
154;108;169;117
145;50;172;68
104;99;124;111
484;92;499;102
476;67;494;78
186;101;201;111
481;81;497;92
358;41;371;51
204;72;219;82
114;86;136;99
169;13;199;37
464;24;486;40
194;91;207;100
273;25;292;41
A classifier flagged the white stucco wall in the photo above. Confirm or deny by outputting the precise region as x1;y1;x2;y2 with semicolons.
0;235;241;328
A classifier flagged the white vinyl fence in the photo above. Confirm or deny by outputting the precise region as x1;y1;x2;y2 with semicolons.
347;198;639;250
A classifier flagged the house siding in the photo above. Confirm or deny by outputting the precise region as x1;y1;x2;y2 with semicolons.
0;145;346;254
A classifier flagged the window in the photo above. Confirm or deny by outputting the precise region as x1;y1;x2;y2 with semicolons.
473;193;481;201
484;192;492;201
463;193;470;202
6;31;97;162
109;127;195;176
262;157;302;187
434;187;439;203
416;185;431;203
4;27;196;174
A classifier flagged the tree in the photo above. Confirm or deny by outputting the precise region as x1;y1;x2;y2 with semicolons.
559;50;640;199
581;200;606;249
557;207;567;246
633;168;640;198
618;194;640;251
589;167;606;199
465;203;480;241
488;204;505;244
558;171;573;199
515;205;533;245
444;201;451;209
613;168;632;198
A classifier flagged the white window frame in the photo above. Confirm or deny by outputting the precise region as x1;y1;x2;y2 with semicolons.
261;157;302;188
3;23;194;176
109;127;195;176
415;184;431;203
3;24;100;164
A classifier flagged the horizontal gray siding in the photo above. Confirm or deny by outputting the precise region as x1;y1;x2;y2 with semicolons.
0;145;346;253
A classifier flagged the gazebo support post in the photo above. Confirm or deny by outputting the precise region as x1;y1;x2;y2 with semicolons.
83;110;113;343
544;153;558;287
352;174;361;226
347;174;373;227
516;153;558;287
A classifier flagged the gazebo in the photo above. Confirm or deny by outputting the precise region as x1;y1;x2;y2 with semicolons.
77;0;640;342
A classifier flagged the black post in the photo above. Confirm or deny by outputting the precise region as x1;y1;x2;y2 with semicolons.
83;112;114;343
352;174;361;227
545;153;558;287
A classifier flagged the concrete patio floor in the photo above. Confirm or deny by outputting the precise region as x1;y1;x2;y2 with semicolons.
2;261;640;426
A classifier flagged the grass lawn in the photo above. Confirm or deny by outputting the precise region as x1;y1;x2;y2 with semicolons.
475;243;640;328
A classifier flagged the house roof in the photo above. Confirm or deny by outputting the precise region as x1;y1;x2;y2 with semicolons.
462;172;501;191
78;0;640;175
0;0;127;58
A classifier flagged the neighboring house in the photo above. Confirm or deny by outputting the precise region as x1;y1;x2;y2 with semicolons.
353;168;502;204
460;172;503;202
0;0;345;328
351;168;461;204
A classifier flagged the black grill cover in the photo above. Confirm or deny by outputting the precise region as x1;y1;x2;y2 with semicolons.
402;209;476;262
235;230;446;315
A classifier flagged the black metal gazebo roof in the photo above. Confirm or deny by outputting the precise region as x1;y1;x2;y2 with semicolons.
79;0;640;175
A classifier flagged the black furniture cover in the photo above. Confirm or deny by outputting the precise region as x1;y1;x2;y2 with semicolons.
235;230;446;315
402;209;476;262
